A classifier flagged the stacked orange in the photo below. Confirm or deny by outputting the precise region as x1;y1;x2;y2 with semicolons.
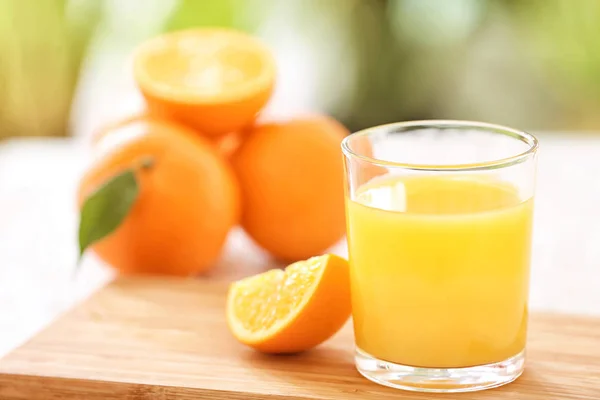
133;29;275;136
78;28;352;352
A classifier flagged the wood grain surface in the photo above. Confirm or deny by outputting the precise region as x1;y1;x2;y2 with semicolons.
0;277;599;399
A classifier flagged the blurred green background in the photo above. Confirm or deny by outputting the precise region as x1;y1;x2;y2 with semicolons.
1;0;600;140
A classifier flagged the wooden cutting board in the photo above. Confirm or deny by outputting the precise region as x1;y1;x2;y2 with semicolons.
0;277;599;399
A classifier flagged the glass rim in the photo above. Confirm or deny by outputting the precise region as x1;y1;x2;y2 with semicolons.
341;120;539;171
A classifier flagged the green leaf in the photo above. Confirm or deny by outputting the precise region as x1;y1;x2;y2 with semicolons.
78;169;139;260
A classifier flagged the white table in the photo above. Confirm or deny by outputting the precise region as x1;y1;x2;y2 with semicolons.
1;134;599;358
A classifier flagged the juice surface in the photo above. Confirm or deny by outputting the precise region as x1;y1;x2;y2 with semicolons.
346;175;533;368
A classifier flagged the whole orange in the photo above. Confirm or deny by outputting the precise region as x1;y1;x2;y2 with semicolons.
231;116;348;261
79;117;240;275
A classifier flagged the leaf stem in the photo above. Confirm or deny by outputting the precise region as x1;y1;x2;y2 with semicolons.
75;154;155;278
139;156;155;170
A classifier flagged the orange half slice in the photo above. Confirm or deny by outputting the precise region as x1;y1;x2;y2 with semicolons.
133;28;276;136
226;254;351;354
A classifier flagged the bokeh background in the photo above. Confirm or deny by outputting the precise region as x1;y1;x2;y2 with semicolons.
1;0;600;142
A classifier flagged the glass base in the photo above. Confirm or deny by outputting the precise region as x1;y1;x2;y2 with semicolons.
355;348;525;393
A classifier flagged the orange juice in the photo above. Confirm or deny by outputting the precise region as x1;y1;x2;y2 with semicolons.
346;175;533;368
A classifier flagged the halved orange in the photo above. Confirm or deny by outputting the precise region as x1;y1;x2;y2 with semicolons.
227;254;351;354
133;28;276;136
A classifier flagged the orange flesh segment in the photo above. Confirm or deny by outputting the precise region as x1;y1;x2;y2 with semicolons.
136;29;274;102
145;38;263;94
231;257;324;333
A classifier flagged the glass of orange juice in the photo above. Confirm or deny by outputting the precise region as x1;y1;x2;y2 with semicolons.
342;120;538;392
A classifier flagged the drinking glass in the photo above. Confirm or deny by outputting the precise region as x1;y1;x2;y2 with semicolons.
342;120;538;392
